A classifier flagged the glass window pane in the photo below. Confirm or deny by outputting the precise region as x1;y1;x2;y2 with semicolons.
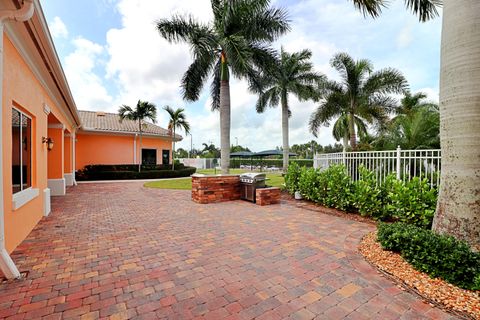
12;109;21;193
21;116;31;189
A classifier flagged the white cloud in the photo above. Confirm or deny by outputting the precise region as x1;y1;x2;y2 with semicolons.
396;23;413;49
64;37;113;111
49;16;68;38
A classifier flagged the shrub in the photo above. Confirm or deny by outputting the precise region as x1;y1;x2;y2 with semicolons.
354;166;385;219
298;167;325;201
284;162;302;194
323;165;354;211
378;222;480;290
230;158;313;169
384;177;437;228
76;165;196;181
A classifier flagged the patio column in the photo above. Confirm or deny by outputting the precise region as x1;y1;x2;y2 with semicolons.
64;131;73;186
47;124;65;196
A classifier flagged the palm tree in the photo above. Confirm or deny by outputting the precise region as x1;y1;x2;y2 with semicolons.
118;100;157;172
350;0;441;22
164;106;190;171
331;113;368;150
309;52;407;150
351;0;480;251
156;0;290;174
254;48;324;171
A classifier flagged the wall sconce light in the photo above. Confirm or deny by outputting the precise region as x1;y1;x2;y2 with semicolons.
42;137;54;151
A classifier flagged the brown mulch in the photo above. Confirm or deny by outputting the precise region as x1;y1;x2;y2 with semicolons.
359;232;480;320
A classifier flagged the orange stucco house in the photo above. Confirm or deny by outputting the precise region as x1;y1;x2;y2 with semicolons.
0;0;178;279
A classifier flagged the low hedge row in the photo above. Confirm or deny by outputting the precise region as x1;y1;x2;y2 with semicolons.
79;164;185;172
284;163;437;228
76;165;196;181
378;222;480;290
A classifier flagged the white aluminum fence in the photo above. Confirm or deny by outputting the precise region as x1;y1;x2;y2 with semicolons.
314;147;441;187
178;158;220;169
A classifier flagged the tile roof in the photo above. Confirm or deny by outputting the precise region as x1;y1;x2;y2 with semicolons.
78;110;182;140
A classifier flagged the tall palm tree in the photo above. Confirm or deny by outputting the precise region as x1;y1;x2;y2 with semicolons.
309;52;407;150
118;100;157;172
156;0;290;174
254;48;324;171
164;106;190;171
351;0;480;252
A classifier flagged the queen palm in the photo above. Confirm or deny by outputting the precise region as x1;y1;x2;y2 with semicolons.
255;48;324;171
156;0;290;174
309;52;407;150
332;113;368;150
118;100;157;172
164;106;190;171
351;0;480;251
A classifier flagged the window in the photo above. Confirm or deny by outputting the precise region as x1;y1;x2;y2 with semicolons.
162;150;170;165
12;108;32;194
142;149;157;165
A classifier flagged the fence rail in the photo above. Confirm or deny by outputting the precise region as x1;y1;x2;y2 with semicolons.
314;147;441;187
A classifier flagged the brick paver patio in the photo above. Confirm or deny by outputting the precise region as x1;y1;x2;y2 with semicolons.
0;182;458;319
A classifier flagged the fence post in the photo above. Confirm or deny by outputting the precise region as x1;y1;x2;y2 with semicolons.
396;145;401;180
342;149;346;166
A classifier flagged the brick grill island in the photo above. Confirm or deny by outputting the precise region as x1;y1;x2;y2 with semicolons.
191;174;241;204
255;187;281;206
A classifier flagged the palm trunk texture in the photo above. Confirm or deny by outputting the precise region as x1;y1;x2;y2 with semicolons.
220;80;231;174
281;94;289;172
432;0;480;250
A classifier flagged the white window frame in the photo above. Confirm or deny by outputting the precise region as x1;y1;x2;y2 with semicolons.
12;107;37;210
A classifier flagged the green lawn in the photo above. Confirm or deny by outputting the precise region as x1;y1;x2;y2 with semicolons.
144;168;284;190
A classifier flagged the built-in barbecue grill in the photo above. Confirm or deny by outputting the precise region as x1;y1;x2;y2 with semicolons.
240;173;266;203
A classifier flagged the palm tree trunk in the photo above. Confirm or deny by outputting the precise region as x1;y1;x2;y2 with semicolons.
172;127;176;171
432;0;480;250
219;53;230;174
138;120;142;173
348;112;357;150
281;92;289;172
342;135;349;151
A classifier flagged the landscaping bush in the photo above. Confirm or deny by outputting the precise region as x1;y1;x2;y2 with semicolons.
378;222;480;291
76;165;196;181
384;176;437;228
284;162;302;194
354;166;385;219
285;164;437;227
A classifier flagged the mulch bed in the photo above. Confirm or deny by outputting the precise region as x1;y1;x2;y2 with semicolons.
281;193;480;319
359;232;480;320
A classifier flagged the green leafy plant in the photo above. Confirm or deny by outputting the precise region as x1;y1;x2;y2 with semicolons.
378;223;480;291
385;176;437;228
284;162;302;194
354;166;384;219
323;165;354;211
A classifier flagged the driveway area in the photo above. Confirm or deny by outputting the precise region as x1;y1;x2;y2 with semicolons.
1;182;457;319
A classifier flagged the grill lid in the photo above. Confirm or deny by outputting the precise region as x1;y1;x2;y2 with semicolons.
240;172;266;182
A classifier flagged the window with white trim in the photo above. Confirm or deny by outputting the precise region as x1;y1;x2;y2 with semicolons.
12;108;32;194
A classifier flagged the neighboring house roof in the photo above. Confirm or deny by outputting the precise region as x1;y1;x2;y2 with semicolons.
78;110;182;141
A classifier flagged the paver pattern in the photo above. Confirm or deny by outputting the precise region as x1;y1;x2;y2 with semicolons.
0;182;458;319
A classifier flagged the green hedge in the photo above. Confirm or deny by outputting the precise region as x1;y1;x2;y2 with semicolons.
76;164;196;181
284;163;437;228
230;159;313;168
378;223;480;290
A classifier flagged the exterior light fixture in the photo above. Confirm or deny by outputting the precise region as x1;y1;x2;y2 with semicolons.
42;137;54;151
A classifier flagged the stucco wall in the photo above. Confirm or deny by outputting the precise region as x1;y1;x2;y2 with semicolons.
2;35;76;252
75;133;173;170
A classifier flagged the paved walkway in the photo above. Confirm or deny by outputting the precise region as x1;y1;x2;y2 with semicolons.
0;183;457;319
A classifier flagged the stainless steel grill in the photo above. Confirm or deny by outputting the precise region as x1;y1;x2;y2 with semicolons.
240;173;266;203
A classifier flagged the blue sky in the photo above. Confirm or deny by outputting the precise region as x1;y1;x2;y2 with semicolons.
41;0;442;152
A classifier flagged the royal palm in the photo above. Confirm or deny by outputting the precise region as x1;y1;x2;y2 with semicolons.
309;52;407;150
164;106;190;171
156;0;290;173
255;48;324;171
118;100;157;172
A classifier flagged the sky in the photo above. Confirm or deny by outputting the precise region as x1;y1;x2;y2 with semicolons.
41;0;442;153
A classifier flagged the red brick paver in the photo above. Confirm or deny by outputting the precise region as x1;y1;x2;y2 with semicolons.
1;182;458;319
